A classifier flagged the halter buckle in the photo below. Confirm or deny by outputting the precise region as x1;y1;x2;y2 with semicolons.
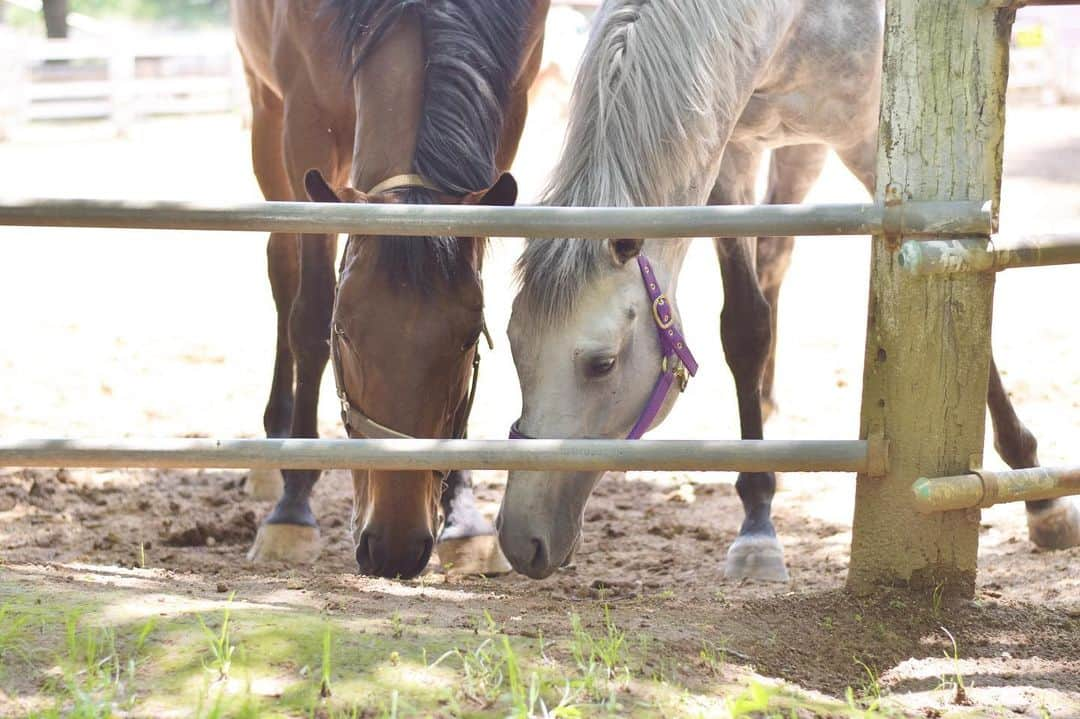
652;295;675;329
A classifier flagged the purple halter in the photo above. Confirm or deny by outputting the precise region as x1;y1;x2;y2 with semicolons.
510;253;698;441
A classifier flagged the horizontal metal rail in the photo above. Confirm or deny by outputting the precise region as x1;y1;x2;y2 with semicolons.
0;198;992;239
0;437;886;474
899;234;1080;275
912;466;1080;512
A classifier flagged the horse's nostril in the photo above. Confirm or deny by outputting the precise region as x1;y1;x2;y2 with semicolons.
357;529;433;579
528;537;549;574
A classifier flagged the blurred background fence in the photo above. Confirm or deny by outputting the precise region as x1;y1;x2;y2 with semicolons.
0;0;1077;142
0;29;243;136
1010;6;1080;103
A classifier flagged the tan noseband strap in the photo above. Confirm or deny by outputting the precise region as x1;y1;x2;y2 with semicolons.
367;173;442;195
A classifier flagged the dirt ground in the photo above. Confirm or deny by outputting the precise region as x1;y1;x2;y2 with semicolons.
0;86;1078;717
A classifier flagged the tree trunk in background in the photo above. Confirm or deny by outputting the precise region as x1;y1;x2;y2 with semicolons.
42;0;70;39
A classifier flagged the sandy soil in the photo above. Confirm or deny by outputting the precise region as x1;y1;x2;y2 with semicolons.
0;88;1078;716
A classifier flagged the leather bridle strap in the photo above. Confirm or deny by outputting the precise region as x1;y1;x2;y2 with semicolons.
330;170;481;442
367;173;442;195
330;322;490;443
510;252;698;441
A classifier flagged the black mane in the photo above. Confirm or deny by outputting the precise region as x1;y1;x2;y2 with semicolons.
325;0;534;287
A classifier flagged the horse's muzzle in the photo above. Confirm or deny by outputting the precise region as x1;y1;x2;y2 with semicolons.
355;527;434;580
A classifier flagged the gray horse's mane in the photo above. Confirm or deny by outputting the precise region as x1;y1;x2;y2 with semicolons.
517;0;779;322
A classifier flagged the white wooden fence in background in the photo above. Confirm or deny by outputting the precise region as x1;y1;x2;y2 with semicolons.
0;31;245;138
1;1;1069;144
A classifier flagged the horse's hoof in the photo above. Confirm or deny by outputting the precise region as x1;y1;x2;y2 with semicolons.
1027;499;1080;550
437;534;511;576
245;468;284;502
725;535;790;582
247;523;321;563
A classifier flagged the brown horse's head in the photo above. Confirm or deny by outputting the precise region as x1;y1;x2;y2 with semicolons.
306;169;516;579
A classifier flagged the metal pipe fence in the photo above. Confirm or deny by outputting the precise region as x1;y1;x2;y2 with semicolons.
0;437;886;474
912;465;1080;511
0;198;992;239
899;234;1080;275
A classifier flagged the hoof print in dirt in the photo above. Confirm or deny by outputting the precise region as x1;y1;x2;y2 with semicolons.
163;510;258;548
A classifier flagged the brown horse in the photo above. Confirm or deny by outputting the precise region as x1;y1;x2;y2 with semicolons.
232;0;548;578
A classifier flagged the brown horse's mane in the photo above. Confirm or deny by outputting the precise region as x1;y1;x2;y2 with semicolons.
326;0;534;289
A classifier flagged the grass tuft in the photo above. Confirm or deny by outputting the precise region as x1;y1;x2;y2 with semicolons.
319;624;333;698
939;626;970;706
197;592;237;681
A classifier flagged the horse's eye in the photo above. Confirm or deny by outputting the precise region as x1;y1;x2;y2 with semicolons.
586;356;617;378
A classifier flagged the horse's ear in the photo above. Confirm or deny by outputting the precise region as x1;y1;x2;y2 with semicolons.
304;169;367;204
608;238;644;265
464;172;518;206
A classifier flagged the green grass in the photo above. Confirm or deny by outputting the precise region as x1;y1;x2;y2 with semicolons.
567;606;629;708
851;656;883;711
939;626;969;706
197;593;237;680
0;602;35;676
23;609;157;719
931;582;947;620
319;625;333;699
0;579;941;719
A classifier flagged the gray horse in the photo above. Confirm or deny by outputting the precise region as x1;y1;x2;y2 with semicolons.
498;0;1079;581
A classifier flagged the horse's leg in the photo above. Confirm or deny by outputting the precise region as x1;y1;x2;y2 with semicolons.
710;145;788;582
436;395;509;575
987;357;1080;549
834;135;877;196
756;144;829;421
245;75;294;501
437;470;510;575
249;100;341;564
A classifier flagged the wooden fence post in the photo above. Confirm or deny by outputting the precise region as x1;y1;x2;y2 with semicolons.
847;0;1015;598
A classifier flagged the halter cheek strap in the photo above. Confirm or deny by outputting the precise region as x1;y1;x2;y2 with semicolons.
627;254;698;438
509;252;698;441
331;170;484;443
331;322;489;443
